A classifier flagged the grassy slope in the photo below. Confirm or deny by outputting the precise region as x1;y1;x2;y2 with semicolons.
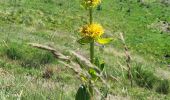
0;0;170;99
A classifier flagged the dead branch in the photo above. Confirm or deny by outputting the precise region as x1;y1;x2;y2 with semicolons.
29;43;100;73
70;51;101;73
70;51;119;82
29;43;70;62
29;43;118;98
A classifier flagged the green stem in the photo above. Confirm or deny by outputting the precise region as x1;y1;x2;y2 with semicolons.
89;81;94;100
89;6;94;100
89;7;93;24
90;40;94;63
89;7;94;64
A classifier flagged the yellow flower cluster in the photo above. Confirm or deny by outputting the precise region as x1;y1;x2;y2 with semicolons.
80;23;104;38
82;0;101;8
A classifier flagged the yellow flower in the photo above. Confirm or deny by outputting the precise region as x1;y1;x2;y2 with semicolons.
82;0;101;8
80;23;104;39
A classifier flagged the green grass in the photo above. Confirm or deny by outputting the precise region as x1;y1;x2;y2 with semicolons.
0;0;170;99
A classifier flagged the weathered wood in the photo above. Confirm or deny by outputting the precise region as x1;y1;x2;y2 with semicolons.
29;43;70;62
29;43;119;99
70;51;101;73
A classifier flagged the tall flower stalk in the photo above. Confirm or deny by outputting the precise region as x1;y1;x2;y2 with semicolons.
89;4;95;99
76;0;112;99
79;0;112;63
89;7;94;63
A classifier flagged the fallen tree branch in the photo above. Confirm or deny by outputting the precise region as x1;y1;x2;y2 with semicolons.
29;43;100;72
70;51;119;82
70;51;101;73
29;43;119;99
29;43;70;62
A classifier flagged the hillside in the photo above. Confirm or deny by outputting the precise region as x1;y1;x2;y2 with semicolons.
0;0;170;99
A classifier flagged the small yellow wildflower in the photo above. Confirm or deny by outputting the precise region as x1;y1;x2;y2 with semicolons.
80;23;104;39
82;0;101;8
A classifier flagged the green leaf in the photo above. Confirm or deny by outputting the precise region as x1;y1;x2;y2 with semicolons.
95;57;105;71
89;68;98;81
100;62;105;71
96;38;113;44
94;57;100;67
75;85;90;100
77;37;93;45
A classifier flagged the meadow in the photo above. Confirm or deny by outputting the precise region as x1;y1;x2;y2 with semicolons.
0;0;170;99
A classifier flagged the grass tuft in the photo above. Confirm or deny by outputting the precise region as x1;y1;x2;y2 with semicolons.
4;42;55;68
5;43;22;60
132;64;157;89
156;79;169;94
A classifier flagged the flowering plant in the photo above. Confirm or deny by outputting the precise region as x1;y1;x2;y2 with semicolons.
79;23;112;45
76;0;112;99
81;0;101;9
78;0;112;63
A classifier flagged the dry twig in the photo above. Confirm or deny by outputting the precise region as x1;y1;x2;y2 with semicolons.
119;32;133;87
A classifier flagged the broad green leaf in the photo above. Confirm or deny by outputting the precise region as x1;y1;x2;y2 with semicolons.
100;62;105;71
96;38;113;44
75;85;90;100
89;68;98;81
77;37;93;45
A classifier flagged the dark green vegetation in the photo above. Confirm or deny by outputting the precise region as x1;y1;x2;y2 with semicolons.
132;64;157;89
156;79;169;94
76;85;90;100
0;0;170;99
4;42;55;67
